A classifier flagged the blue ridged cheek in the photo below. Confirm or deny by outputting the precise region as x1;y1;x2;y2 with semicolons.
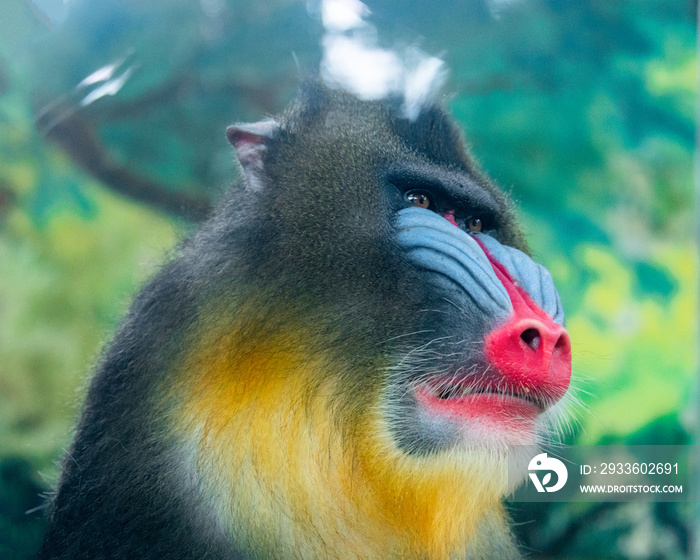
395;207;512;321
394;207;565;326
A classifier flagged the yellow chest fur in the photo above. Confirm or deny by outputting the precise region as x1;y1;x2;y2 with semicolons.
170;322;508;560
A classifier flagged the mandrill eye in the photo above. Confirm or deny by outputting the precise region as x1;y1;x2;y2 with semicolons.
406;190;434;210
467;217;483;232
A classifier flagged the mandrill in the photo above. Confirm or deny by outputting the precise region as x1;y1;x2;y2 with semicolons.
40;81;571;560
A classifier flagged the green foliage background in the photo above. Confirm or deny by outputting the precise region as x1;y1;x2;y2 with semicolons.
0;0;696;558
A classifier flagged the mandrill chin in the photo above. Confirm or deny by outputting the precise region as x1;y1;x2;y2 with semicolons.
40;81;571;560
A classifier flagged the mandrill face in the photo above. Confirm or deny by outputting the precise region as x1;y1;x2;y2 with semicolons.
387;203;570;454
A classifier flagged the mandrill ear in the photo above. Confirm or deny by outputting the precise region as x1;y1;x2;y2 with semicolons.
226;119;280;192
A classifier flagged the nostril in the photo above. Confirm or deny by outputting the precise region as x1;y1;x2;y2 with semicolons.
554;334;567;351
521;328;541;350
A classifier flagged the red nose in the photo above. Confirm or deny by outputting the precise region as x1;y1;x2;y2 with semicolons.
473;238;572;402
485;316;571;399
